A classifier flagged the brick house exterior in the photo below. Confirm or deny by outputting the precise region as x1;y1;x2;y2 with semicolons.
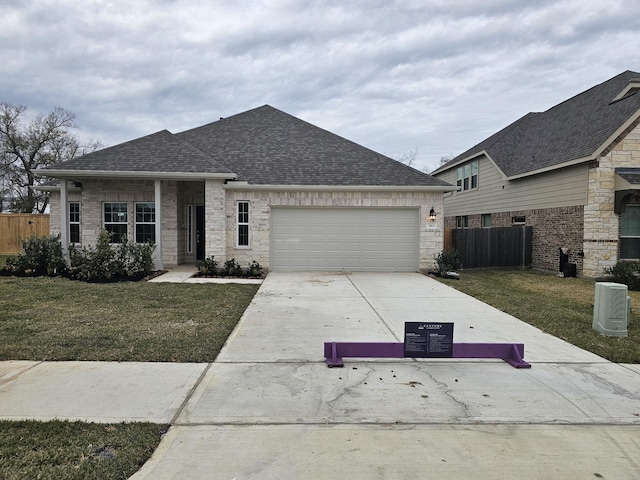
433;71;640;277
39;106;455;272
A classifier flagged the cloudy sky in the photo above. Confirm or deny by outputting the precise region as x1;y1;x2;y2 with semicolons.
2;0;640;173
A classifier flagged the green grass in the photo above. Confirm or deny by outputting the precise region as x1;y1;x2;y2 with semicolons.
436;270;640;363
0;420;167;480
0;275;259;478
0;276;259;362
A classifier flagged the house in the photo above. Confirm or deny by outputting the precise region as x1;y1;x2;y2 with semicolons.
431;71;640;277
36;105;455;272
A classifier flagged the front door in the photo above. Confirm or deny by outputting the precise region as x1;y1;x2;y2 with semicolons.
196;205;205;261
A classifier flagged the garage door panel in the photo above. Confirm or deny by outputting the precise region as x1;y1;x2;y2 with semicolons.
271;208;418;271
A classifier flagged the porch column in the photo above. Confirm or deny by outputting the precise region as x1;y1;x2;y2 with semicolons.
59;178;69;262
154;180;163;270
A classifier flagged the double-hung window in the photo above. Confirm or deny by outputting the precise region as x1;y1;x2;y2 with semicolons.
103;202;128;243
69;202;80;244
135;202;155;243
457;160;478;191
237;201;249;247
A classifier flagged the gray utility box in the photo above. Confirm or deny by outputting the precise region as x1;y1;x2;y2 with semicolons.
593;282;629;337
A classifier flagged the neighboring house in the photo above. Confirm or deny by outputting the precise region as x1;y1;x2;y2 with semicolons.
432;71;640;278
36;105;455;272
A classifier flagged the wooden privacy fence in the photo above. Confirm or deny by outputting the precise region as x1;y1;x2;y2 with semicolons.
0;214;50;254
449;226;533;269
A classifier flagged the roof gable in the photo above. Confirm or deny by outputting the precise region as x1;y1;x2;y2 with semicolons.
435;70;640;178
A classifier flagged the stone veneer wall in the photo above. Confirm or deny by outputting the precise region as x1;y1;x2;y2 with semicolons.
222;189;445;272
444;205;584;274
583;120;640;277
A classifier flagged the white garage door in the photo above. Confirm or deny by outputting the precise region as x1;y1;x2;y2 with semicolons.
271;207;419;271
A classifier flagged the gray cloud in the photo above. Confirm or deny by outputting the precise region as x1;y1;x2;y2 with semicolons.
1;0;640;172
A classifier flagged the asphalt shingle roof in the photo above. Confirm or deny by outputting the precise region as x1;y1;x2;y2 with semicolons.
436;71;640;177
46;130;233;174
43;105;451;188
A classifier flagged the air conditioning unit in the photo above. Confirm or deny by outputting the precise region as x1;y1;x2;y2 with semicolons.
593;282;629;337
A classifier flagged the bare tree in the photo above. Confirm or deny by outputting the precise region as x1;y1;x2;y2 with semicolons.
392;147;419;167
0;103;82;213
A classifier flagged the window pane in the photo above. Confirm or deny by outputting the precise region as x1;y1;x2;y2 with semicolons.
104;203;127;223
457;167;463;181
471;161;478;175
471;175;478;189
105;224;127;243
136;224;155;243
621;205;640;236
620;238;640;259
70;224;80;243
136;203;155;223
238;225;249;246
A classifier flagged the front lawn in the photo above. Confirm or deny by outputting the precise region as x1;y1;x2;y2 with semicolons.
436;270;640;363
0;275;259;478
0;420;166;480
0;276;259;362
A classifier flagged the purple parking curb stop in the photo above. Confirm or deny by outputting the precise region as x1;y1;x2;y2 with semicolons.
324;342;531;369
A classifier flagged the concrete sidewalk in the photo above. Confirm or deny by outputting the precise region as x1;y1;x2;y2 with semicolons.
130;272;640;479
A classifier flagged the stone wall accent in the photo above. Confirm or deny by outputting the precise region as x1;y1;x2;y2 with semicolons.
583;121;640;277
444;205;584;274
223;189;445;272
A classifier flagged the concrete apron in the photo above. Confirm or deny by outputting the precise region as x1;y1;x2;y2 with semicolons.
132;272;640;479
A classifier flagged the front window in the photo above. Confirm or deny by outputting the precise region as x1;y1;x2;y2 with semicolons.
103;202;128;243
620;204;640;259
456;215;468;228
482;213;492;228
457;160;478;191
237;201;249;247
135;202;155;243
69;202;80;243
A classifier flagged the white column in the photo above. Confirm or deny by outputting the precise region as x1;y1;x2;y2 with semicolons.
59;179;69;262
154;180;163;270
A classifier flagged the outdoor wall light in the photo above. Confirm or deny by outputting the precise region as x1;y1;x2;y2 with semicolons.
429;207;436;222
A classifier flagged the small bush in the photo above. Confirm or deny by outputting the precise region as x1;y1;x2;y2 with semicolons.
604;261;640;290
223;258;242;277
434;249;461;276
197;255;219;275
247;260;264;277
68;229;156;282
8;235;67;276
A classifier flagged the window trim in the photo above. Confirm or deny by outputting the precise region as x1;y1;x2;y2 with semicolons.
237;201;250;247
103;202;128;243
135;202;156;244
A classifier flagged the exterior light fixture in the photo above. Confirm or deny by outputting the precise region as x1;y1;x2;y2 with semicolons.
429;207;436;222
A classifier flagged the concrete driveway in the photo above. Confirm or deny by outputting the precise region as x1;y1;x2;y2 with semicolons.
131;272;640;479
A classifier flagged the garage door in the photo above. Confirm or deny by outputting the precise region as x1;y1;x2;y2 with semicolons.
271;207;419;271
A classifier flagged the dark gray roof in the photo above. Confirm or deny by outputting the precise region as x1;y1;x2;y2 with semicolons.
177;105;448;186
616;168;640;185
41;105;451;188
44;129;233;174
435;71;640;177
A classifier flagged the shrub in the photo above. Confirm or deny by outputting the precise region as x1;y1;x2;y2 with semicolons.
604;261;640;290
222;258;242;277
9;235;67;276
434;249;461;276
247;260;263;277
68;229;156;282
197;255;219;275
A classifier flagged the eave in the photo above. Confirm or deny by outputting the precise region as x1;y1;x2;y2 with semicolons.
33;169;237;181
223;182;457;192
